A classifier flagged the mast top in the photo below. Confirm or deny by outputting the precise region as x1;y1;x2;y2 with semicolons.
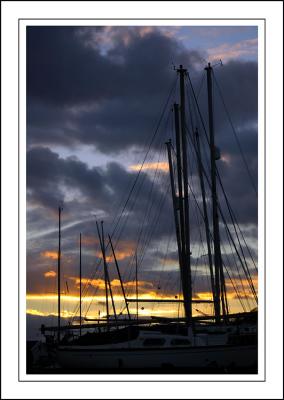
205;62;212;70
177;64;187;73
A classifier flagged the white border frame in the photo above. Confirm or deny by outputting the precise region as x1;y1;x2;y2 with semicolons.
19;17;265;383
2;1;283;399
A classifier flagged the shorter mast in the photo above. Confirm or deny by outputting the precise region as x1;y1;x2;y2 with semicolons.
135;252;138;321
166;139;183;275
108;235;131;320
96;221;109;327
101;222;118;326
79;232;82;337
57;206;62;343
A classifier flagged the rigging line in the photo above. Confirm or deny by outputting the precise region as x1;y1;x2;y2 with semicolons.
151;209;175;310
216;167;258;300
136;110;173;263
216;169;258;274
231;216;258;275
131;182;172;306
218;205;258;305
190;80;211;179
186;73;210;146
221;255;247;313
196;71;206;100
184;122;257;302
72;260;104;322
156;219;175;293
186;73;256;280
186;76;212;177
191;247;200;286
112;116;171;265
185;86;196;134
212;70;257;196
71;244;108;323
216;185;258;304
221;227;250;311
71;238;101;304
117;145;168;314
172;135;256;306
223;256;247;313
177;280;182;319
109;76;178;244
135;141;168;266
138;181;172;270
170;142;208;230
224;225;251;311
97;91;175;301
70;242;102;320
117;160;169;298
133;155;171;268
122;146;171;284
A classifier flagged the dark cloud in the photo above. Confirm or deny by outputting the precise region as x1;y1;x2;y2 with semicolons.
27;26;203;151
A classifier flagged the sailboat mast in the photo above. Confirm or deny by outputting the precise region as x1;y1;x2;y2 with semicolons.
57;206;62;343
79;232;82;336
135;252;138;321
177;65;192;322
101;222;118;326
96;221;109;327
195;128;217;316
108;234;131;320
166;139;183;274
205;63;225;321
173;104;186;278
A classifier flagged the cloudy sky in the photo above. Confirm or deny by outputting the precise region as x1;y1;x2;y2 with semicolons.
26;25;258;337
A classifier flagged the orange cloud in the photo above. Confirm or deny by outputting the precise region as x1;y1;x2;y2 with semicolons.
44;270;57;278
70;277;154;292
95;250;133;263
95;239;136;263
129;162;169;173
41;251;58;260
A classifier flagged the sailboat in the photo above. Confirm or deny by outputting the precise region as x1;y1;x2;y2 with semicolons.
39;63;258;372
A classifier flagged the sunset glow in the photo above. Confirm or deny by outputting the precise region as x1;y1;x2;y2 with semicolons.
44;270;57;278
129;162;169;172
41;251;58;260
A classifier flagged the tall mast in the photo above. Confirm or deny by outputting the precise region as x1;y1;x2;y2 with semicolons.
79;232;82;337
166;137;191;321
205;63;226;321
57;206;62;343
195;128;217;316
177;65;192;322
173;104;186;276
